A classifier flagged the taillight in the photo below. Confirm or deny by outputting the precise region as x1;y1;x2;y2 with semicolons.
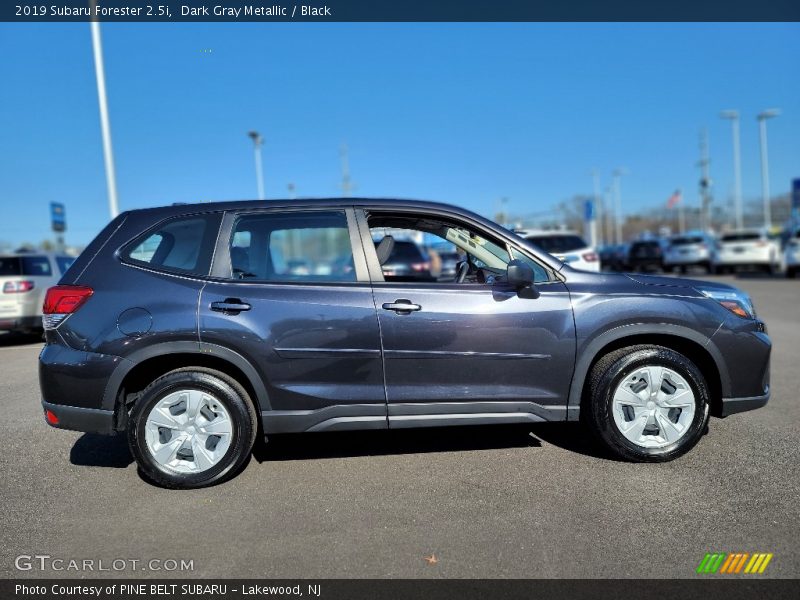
3;280;35;293
411;262;430;272
582;252;599;262
42;285;93;329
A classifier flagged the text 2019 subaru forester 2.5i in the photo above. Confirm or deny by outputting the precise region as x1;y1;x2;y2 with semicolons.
39;199;771;488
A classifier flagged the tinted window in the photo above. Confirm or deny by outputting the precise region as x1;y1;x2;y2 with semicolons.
124;214;220;276
56;256;75;275
721;233;760;242
0;257;21;276
526;234;587;253
21;256;52;276
229;211;356;283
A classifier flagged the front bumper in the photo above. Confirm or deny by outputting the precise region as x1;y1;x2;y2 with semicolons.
42;400;115;434
720;387;770;417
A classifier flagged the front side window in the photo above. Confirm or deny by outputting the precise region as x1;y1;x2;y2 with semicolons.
229;211;356;283
124;213;220;276
368;214;550;284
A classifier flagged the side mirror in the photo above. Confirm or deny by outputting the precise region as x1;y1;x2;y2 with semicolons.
506;259;539;299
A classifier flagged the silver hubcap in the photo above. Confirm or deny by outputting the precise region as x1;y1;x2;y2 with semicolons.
612;365;696;449
144;389;233;474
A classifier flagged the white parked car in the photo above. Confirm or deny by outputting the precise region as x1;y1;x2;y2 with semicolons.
712;229;781;275
785;228;800;279
517;230;601;272
0;252;75;334
664;234;714;273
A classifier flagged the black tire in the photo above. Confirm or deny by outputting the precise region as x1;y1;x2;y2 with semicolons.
787;267;797;279
679;265;687;274
584;345;710;462
127;368;258;489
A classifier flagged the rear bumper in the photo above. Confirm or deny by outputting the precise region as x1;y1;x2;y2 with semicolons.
720;387;770;417
0;316;41;332
42;400;115;435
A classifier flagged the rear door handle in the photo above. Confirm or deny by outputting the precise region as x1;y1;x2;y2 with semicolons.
382;299;421;314
210;298;252;314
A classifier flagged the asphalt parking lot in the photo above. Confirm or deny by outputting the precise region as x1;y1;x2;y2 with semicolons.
1;273;798;579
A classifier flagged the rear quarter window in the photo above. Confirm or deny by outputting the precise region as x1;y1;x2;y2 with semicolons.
122;213;222;277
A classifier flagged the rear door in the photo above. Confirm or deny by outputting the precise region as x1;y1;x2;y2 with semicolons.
199;207;386;433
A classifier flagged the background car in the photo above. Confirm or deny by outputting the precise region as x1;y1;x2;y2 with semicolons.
785;228;800;278
377;239;435;282
0;252;75;334
517;230;600;272
664;234;714;274
627;239;665;272
712;229;782;274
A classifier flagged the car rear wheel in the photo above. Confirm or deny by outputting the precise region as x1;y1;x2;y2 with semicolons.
585;345;710;462
128;368;258;489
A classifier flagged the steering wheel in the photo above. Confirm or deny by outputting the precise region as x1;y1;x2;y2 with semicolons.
455;260;470;284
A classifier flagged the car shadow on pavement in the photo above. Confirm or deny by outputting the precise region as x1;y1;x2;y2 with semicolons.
0;332;43;347
252;422;617;463
70;433;134;468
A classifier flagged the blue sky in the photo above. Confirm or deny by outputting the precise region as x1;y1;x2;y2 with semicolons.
1;23;798;246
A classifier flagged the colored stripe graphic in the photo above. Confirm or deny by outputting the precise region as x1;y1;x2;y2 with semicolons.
701;552;773;574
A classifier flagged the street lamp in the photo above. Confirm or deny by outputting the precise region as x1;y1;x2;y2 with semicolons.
89;6;119;219
757;109;780;229
720;110;743;230
248;131;265;200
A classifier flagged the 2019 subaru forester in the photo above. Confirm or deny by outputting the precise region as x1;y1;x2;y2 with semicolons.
39;199;771;488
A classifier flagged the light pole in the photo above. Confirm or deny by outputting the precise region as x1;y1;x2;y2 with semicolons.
591;169;601;247
89;6;119;219
720;110;743;230
248;131;265;200
612;169;626;244
757;109;780;229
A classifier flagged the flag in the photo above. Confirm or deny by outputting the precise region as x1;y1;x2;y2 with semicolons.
667;190;682;209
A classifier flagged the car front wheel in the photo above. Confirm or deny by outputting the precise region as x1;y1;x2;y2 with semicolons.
128;368;258;488
585;345;710;462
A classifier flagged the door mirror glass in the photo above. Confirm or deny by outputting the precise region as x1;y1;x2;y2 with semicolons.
506;259;539;299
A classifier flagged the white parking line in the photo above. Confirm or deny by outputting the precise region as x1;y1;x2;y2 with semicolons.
0;343;44;351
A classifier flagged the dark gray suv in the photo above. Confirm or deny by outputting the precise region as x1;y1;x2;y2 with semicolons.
39;199;771;488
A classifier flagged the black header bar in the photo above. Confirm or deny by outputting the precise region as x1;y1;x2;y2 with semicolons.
3;0;800;23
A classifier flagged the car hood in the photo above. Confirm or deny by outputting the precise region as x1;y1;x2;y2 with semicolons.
623;273;735;292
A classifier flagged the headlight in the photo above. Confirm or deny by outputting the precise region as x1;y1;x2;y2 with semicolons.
698;287;756;319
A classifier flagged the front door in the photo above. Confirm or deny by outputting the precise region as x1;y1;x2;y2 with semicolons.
358;208;576;426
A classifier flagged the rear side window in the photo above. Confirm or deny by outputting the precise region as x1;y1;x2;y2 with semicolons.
123;213;221;277
228;211;356;283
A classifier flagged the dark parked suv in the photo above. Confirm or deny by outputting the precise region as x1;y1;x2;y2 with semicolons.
40;199;771;488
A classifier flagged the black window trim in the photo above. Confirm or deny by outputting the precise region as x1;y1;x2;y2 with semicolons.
118;211;223;279
208;206;370;286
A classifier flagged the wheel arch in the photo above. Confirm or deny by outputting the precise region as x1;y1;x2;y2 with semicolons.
569;325;730;420
102;341;269;430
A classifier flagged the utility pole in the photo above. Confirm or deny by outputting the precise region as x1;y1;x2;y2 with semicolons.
89;3;120;219
757;109;780;229
340;143;353;196
591;169;601;247
248;131;265;200
720;110;743;230
612;169;625;244
697;129;712;232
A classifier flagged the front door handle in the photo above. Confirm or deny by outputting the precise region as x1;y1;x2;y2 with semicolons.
382;299;421;314
210;298;252;314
